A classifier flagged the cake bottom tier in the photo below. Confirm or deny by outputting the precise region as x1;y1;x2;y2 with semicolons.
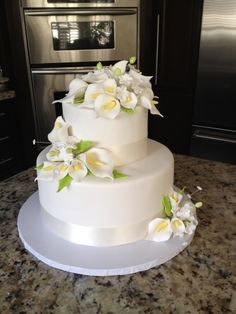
37;140;174;247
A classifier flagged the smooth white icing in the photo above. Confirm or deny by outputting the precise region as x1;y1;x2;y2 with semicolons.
63;104;148;165
37;140;174;246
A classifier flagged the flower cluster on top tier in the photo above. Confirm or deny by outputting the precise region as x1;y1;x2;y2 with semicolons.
54;58;162;119
147;188;202;242
36;117;126;192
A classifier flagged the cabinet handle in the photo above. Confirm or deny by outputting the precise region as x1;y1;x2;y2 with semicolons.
0;157;13;166
193;130;236;144
0;136;9;143
0;112;6;118
154;13;160;86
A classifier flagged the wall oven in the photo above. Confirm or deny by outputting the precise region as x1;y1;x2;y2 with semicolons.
20;0;140;146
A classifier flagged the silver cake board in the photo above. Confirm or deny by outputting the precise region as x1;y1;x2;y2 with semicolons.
17;192;194;276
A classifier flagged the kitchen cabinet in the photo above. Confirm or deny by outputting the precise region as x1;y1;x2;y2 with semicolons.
140;0;203;154
0;95;23;180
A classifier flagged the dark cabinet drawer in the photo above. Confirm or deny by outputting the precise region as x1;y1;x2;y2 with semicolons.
0;96;23;180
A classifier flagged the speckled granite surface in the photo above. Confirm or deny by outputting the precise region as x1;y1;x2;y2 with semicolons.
0;155;235;314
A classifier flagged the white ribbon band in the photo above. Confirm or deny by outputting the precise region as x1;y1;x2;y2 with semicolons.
41;208;150;247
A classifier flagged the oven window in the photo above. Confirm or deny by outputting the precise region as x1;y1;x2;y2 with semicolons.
52;21;114;50
48;1;114;4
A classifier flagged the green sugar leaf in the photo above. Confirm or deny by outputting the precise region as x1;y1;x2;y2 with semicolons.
162;195;173;218
57;174;73;192
113;169;128;179
121;106;135;114
35;163;44;170
73;140;93;155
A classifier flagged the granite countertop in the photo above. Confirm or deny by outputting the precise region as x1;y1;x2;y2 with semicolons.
0;154;235;313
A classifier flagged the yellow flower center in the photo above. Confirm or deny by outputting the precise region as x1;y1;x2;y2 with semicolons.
105;86;114;94
43;165;54;171
173;220;182;228
151;100;159;106
125;95;132;103
102;100;117;111
91;92;101;100
59;165;68;172
72;164;82;171
154;220;169;233
55;122;62;129
87;154;104;168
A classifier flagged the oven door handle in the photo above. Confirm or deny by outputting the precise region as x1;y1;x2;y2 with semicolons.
24;9;137;16
31;67;96;74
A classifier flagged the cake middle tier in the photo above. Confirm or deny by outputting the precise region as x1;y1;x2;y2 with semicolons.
63;103;148;166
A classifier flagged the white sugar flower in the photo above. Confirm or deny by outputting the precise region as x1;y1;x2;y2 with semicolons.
184;218;198;235
140;96;163;116
52;78;88;104
46;147;60;162
119;73;133;87
130;69;152;90
84;83;104;107
169;189;184;214
176;202;195;221
117;86;137;110
147;218;172;242
103;78;117;96
56;163;70;180
58;145;74;162
82;70;109;83
48;116;71;144
68;159;88;181
171;218;185;237
80;147;114;179
36;162;56;181
94;94;120;119
112;60;128;76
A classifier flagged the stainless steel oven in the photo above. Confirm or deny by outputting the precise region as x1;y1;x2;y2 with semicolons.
20;0;140;146
22;0;139;64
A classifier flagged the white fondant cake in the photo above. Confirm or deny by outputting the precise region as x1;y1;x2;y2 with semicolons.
35;60;198;248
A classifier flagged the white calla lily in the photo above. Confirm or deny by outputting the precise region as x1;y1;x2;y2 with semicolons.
103;79;117;96
36;162;56;181
82;70;109;83
94;94;120;119
112;60;128;76
84;83;104;107
140;96;163;116
46;147;61;162
48;116;71;144
52;78;88;104
169;189;183;214
56;163;69;180
80;148;114;179
171;218;185;237
68;159;88;181
147;218;172;242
